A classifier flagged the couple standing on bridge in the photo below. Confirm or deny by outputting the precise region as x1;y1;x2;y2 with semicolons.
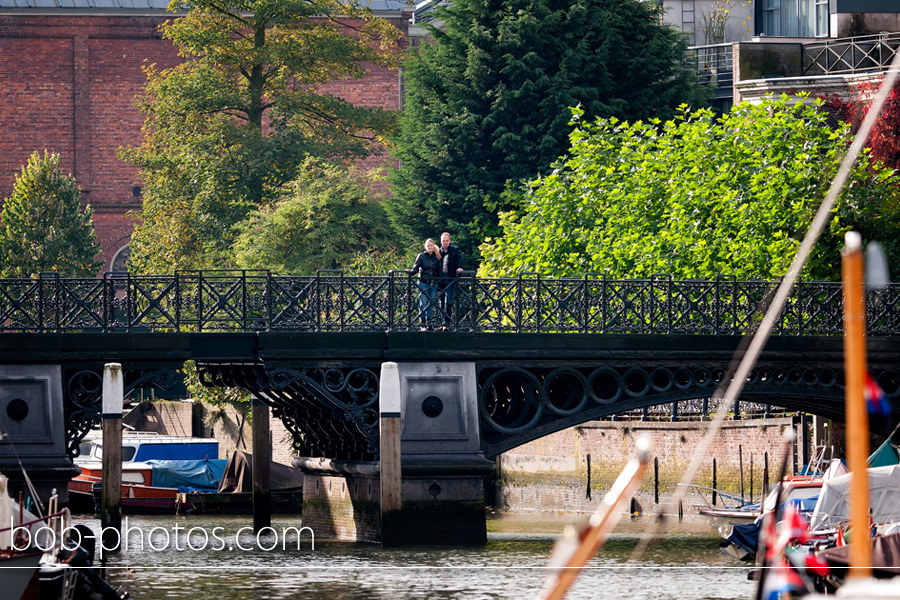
407;232;464;331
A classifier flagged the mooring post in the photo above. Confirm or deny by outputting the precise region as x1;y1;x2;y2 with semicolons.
379;362;402;547
585;453;591;500
251;394;271;532
654;456;659;505
100;363;123;550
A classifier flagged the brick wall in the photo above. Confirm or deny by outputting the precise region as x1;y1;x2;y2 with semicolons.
0;11;408;270
127;400;296;465
301;472;381;541
499;418;797;514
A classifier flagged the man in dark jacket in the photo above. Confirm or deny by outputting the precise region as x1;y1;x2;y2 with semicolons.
438;232;463;328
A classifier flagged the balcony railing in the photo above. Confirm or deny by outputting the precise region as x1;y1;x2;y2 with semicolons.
685;42;734;90
803;31;900;76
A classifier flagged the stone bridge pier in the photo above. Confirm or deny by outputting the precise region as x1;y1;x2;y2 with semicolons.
295;362;493;545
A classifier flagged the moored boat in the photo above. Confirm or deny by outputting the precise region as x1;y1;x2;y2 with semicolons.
0;473;127;600
69;430;222;514
72;459;227;514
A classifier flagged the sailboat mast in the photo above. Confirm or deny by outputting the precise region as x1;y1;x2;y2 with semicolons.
841;231;872;577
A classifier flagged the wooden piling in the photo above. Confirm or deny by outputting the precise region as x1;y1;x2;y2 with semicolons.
653;456;659;505
586;454;591;500
750;454;754;503
251;395;271;532
379;362;402;547
100;363;123;550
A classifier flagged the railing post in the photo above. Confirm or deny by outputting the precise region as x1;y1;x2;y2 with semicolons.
387;271;395;332
582;274;589;334
315;271;322;332
241;270;248;331
339;270;345;331
265;271;273;332
197;271;204;332
470;272;478;333
515;273;523;333
602;275;608;333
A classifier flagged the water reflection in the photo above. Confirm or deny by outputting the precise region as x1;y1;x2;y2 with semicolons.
74;514;754;599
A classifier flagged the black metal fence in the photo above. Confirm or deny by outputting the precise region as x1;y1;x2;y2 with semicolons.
1;270;898;335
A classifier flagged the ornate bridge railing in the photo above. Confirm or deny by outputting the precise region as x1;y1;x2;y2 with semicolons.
2;270;899;335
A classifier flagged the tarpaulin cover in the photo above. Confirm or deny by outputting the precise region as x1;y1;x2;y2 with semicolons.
809;464;900;532
218;451;304;493
821;531;900;577
727;521;761;555
868;439;900;468
147;459;228;492
134;442;219;462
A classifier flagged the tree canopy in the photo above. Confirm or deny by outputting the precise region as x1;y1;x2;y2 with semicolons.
125;0;404;273
232;159;398;274
387;0;708;264
0;151;101;278
479;96;900;281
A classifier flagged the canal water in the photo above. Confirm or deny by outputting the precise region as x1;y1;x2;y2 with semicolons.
74;513;755;599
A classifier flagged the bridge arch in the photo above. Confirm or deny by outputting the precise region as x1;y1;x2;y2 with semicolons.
476;363;900;458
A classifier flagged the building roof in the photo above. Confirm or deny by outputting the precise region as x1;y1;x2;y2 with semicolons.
0;0;409;12
0;0;170;7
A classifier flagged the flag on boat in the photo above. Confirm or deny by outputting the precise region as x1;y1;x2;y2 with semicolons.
759;502;823;599
776;503;810;551
865;372;891;418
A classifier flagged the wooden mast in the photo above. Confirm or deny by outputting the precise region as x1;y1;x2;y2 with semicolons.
841;230;871;577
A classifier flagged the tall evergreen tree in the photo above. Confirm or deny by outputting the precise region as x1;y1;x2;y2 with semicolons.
388;0;708;263
0;151;101;278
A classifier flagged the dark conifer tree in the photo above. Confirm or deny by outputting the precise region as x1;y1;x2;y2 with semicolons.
389;0;708;262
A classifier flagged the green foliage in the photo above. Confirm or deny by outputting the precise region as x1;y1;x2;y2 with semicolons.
232;159;399;274
387;0;709;265
342;245;407;275
0;151;101;278
479;96;900;281
182;360;250;411
124;0;403;273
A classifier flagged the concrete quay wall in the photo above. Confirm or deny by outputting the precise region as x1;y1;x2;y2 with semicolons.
496;418;798;515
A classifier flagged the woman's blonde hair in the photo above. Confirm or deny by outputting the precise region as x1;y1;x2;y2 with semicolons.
424;238;438;257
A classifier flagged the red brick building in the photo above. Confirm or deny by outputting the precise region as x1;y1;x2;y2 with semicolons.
0;0;411;271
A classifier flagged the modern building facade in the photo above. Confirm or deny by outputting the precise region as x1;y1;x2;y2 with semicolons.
663;0;900;45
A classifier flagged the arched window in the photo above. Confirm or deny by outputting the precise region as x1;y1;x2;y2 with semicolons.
110;244;131;273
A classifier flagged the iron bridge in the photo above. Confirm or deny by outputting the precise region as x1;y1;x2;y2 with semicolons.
1;271;899;460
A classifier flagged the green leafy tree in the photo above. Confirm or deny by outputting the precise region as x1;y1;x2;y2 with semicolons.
388;0;708;264
0;151;101;277
479;96;900;281
232;159;399;274
124;0;403;273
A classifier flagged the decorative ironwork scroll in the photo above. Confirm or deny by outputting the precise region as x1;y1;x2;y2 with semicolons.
64;367;183;458
196;363;380;461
